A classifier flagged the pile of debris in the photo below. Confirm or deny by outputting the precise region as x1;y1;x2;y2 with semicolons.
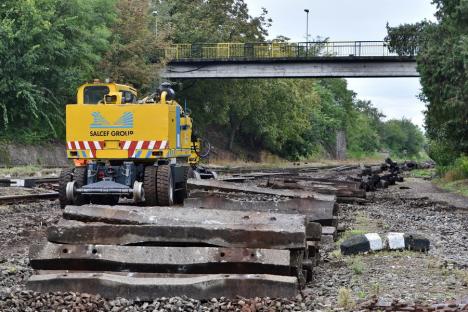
28;204;313;299
27;168;346;300
353;158;434;192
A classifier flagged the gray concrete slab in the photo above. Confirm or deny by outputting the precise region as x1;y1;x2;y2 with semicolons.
52;205;306;249
162;59;418;79
30;243;292;275
28;273;298;300
185;194;326;239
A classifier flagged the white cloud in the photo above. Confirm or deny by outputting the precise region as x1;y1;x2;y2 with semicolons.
245;0;436;128
347;78;426;129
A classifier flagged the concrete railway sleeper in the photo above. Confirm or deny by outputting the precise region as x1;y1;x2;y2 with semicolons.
18;163;384;299
25;168;341;299
26;185;334;299
29;203;312;298
22;161;415;300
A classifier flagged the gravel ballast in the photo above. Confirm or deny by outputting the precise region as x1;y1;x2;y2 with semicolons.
0;175;467;311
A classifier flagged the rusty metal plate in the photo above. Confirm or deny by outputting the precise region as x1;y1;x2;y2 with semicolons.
27;273;298;300
30;242;292;275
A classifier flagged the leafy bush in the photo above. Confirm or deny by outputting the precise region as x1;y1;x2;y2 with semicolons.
337;288;356;310
439;156;468;181
428;140;459;166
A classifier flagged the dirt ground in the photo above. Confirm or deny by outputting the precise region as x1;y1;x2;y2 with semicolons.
0;173;467;311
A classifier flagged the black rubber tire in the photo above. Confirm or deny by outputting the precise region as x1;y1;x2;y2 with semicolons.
157;164;174;206
73;166;89;206
58;168;73;208
143;166;158;206
174;166;189;205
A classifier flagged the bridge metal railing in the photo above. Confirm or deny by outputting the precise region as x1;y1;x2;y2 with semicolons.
157;41;412;61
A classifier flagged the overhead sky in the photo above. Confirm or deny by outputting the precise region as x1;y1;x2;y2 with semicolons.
244;0;437;129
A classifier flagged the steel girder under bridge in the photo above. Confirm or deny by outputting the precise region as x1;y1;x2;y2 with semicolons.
158;41;418;79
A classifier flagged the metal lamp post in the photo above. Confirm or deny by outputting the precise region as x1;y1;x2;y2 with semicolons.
152;10;158;36
304;9;309;56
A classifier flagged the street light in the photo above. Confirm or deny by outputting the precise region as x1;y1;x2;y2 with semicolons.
152;10;158;36
304;9;310;56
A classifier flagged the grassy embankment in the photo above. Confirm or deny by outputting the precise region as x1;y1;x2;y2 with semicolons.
0;166;60;178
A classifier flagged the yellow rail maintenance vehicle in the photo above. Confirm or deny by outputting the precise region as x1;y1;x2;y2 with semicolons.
59;81;208;207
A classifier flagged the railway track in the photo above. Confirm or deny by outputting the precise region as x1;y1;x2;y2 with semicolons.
0;163;409;299
0;192;59;205
205;163;359;175
0;177;59;187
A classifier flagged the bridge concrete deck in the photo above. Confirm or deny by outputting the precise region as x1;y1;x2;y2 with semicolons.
161;56;418;79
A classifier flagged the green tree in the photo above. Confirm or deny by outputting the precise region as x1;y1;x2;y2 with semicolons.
386;0;468;163
347;114;381;155
154;0;271;43
355;99;386;130
382;119;425;157
155;0;274;151
0;0;115;141
99;0;168;93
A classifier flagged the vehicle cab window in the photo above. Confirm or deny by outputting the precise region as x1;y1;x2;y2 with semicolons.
84;86;110;104
122;91;137;104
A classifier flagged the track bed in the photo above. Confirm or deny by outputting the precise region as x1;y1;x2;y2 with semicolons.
2;162;467;309
26;167;353;299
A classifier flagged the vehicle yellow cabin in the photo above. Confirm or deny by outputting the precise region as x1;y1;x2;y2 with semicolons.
66;81;193;160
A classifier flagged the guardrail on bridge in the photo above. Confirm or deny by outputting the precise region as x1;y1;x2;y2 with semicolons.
157;41;415;61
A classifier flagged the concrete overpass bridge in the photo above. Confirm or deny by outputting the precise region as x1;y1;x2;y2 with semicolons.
159;41;418;79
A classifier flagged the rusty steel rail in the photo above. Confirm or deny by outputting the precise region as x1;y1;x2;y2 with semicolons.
0;177;59;188
0;192;59;204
